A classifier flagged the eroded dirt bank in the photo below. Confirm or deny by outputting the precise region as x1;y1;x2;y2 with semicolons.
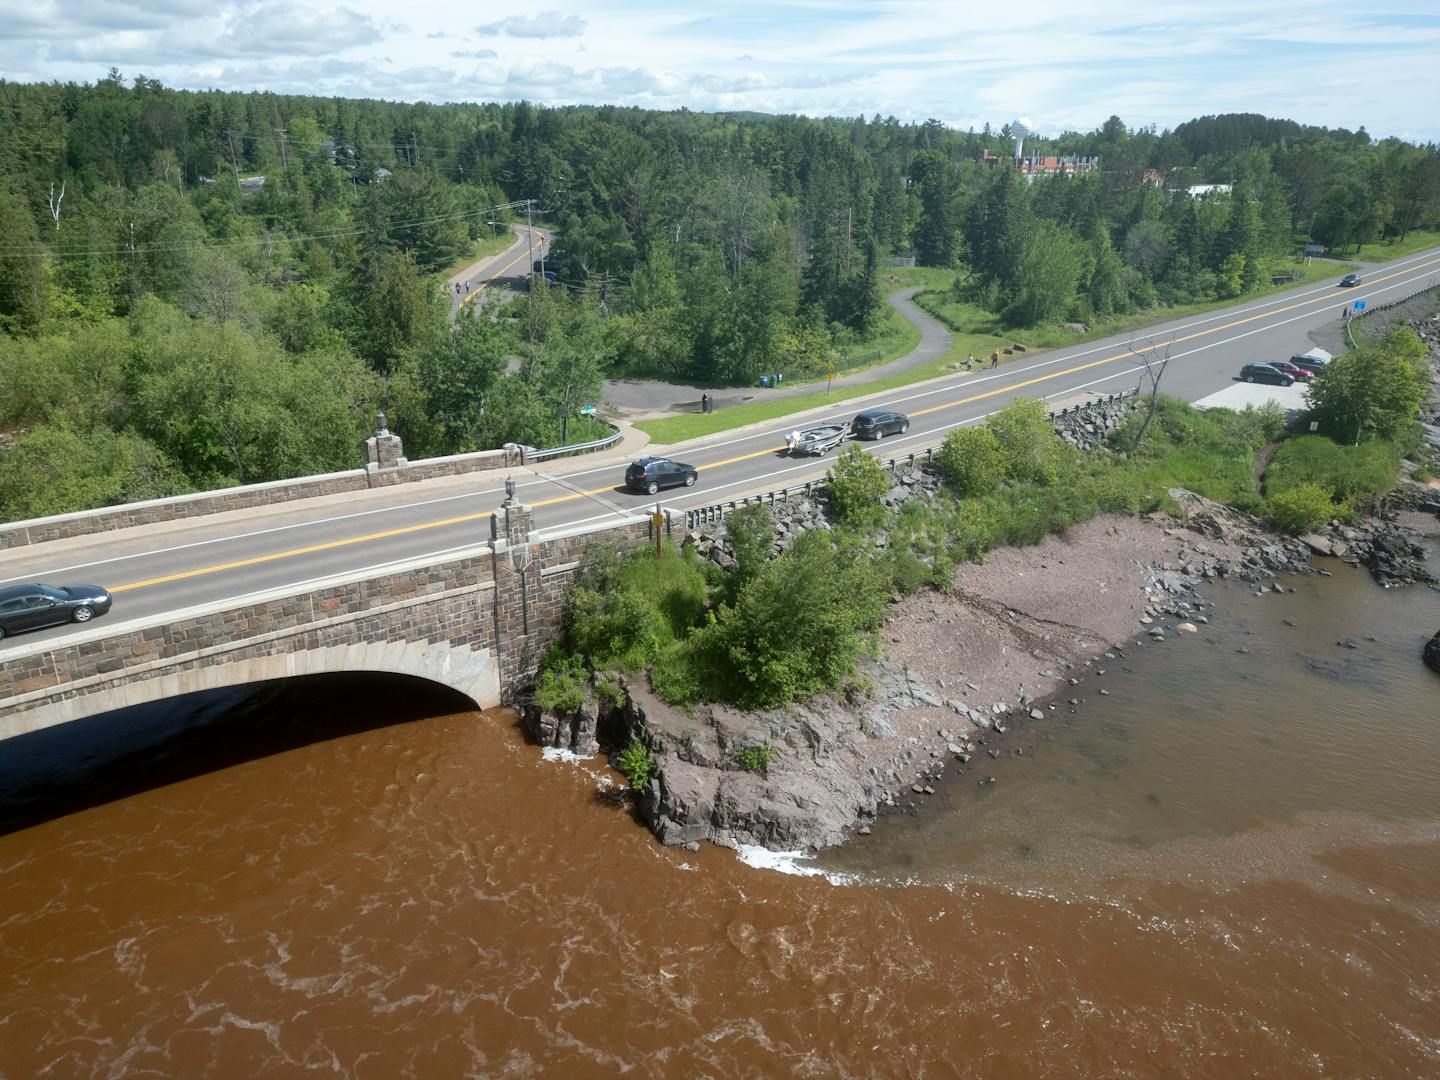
536;492;1344;853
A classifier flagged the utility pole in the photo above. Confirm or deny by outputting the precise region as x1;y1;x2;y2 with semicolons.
525;199;535;289
275;127;288;171
224;129;241;181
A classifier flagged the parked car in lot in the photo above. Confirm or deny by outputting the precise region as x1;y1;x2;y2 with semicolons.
1339;273;1362;287
850;408;910;440
1268;360;1313;381
1289;353;1330;373
1238;363;1294;386
624;457;698;494
0;583;113;640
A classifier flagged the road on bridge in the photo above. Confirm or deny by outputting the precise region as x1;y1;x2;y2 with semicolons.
3;247;1438;651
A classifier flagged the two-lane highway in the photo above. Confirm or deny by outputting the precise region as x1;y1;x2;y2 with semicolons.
3;247;1439;650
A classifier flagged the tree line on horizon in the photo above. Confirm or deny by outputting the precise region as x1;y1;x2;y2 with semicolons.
1;72;1438;520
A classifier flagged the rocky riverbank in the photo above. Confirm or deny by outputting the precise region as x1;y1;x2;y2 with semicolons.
524;471;1435;853
522;310;1440;851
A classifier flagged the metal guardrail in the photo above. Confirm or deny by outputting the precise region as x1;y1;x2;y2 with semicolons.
680;388;1147;531
521;422;622;463
1045;386;1140;421
679;448;938;531
1348;280;1440;324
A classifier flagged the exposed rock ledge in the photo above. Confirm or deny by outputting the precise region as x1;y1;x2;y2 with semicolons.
524;489;1431;852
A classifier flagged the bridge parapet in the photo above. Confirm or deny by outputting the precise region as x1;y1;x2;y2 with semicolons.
0;505;657;741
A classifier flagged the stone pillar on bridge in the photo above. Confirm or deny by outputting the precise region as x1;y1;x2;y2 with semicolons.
362;411;408;475
490;500;540;693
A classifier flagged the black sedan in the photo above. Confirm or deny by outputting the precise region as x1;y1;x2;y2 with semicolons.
1238;363;1295;386
1340;273;1362;287
0;583;113;640
850;408;910;440
624;457;698;495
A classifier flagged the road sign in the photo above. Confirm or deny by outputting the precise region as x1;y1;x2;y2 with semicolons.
1353;300;1366;312
578;404;596;416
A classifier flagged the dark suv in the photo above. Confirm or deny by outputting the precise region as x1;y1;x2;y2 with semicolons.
1289;354;1329;374
850;408;910;440
624;457;698;494
0;583;113;640
1238;363;1294;386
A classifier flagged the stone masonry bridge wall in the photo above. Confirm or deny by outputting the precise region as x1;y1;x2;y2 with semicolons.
0;505;655;741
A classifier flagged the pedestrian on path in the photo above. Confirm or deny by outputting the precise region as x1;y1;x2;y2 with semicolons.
454;282;461;296
701;392;711;414
965;354;975;371
990;350;1000;369
465;282;471;294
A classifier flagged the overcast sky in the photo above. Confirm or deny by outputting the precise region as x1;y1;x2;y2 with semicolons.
2;0;1437;142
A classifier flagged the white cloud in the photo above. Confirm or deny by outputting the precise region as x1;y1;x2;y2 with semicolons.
475;12;586;39
0;0;1433;140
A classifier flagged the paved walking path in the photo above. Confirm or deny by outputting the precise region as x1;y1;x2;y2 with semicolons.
601;287;961;419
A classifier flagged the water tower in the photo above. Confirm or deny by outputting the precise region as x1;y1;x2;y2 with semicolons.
1012;116;1034;164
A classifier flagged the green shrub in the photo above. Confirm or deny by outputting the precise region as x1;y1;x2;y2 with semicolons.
571;585;670;671
595;674;627;710
877;547;934;596
722;502;774;602
568;543;709;670
1413;465;1433;483
616;742;657;791
935;426;1006;497
534;648;588;714
648;631;732;706
733;742;776;774
652;529;888;710
1266;435;1399;505
1267;482;1340;535
1308;329;1429;444
1082;469;1148;516
986;398;1066;485
827;445;890;528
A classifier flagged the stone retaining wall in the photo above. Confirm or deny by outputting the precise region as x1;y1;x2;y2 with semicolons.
1049;391;1141;451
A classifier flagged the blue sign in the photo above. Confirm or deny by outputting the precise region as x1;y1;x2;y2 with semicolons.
1353;300;1366;312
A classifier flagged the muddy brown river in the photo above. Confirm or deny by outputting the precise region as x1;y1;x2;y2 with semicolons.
2;552;1438;1078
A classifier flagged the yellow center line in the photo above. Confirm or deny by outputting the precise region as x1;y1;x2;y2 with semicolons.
109;510;497;592
109;254;1440;595
459;229;544;310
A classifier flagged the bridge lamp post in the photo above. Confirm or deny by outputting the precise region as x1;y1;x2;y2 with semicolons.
504;475;516;506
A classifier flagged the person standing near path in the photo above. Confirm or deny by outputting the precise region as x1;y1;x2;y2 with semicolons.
990;350;1000;369
965;354;975;371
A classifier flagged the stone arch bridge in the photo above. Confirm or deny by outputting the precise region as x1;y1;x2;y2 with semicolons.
0;506;653;742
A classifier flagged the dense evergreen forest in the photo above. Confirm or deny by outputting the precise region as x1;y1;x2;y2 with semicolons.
2;72;1438;519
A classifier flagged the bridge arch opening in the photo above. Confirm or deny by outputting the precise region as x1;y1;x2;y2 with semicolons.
1;671;480;837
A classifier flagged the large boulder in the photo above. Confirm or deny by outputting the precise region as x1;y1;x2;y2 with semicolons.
1425;630;1440;675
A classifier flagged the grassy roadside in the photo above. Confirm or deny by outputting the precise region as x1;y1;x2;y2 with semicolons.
916;257;1352;350
432;230;518;280
833;302;922;376
635;334;982;444
1310;229;1440;265
635;258;1358;445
